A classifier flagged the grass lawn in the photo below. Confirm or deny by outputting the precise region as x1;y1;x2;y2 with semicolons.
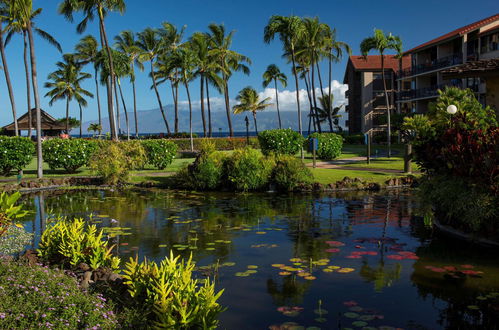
311;168;406;185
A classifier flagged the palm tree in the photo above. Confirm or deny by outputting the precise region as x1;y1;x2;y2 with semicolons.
44;54;94;137
137;27;171;134
324;28;350;115
88;123;102;137
190;32;224;137
114;30;143;137
2;1;62;138
58;0;126;141
264;15;305;140
360;29;402;158
207;23;251;137
6;0;57;178
75;35;102;134
315;94;343;132
176;47;197;151
262;64;287;129
159;22;185;133
0;8;18;135
233;87;273;135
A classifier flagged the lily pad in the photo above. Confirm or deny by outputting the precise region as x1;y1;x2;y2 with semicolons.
314;317;327;323
314;309;328;315
351;321;368;327
247;265;258;269
467;305;480;310
344;312;359;319
349;306;363;312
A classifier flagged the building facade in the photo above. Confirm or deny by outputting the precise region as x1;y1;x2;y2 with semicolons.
343;55;410;134
398;14;499;113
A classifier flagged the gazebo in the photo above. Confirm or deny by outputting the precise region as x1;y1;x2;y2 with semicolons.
1;108;67;136
442;58;499;116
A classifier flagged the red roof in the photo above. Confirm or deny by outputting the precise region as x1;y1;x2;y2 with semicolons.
405;13;499;54
348;55;411;72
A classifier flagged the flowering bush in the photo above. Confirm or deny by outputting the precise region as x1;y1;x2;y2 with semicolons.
42;139;97;173
141;139;178;169
223;148;274;191
308;133;343;160
258;129;305;155
169;137;258;151
0;136;34;175
0;262;118;329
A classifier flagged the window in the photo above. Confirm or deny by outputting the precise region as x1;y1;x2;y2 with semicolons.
481;32;499;54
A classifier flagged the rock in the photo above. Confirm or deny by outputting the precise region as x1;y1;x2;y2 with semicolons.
108;273;122;282
81;271;93;289
21;249;39;266
78;262;90;271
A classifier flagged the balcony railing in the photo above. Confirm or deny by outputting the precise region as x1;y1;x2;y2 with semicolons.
399;53;463;78
397;82;463;101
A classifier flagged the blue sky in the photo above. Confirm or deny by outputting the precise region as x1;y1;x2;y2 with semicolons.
0;0;498;126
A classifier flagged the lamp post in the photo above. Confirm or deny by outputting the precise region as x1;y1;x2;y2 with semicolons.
447;104;457;127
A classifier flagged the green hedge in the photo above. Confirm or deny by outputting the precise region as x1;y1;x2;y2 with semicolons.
142;140;178;169
272;155;312;191
223;148;274;191
308;133;343;160
168;137;258;151
342;133;364;145
258;129;305;155
0;136;35;175
42;139;98;173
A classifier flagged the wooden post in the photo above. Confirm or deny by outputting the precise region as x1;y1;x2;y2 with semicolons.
404;143;412;173
366;132;371;164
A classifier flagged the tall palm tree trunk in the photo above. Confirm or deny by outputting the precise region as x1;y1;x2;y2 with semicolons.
23;32;32;137
252;111;258;135
174;70;179;133
79;103;83;138
98;13;117;140
206;76;212;137
200;75;207;137
223;76;233;137
113;78;121;136
303;71;316;133
290;50;302;137
274;79;282;129
328;52;333;115
94;67;102;133
27;22;43;178
381;55;391;158
117;79;130;140
65;97;70;134
0;23;18;136
150;61;170;134
132;79;138;137
185;83;194;152
310;55;322;133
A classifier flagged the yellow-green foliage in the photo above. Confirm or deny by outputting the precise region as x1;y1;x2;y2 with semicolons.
38;217;120;270
0;192;28;237
121;140;148;170
90;142;130;185
122;252;224;329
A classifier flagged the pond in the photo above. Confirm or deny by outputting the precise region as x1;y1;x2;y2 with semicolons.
22;189;499;329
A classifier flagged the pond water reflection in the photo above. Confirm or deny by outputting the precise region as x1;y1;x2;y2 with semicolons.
22;189;499;329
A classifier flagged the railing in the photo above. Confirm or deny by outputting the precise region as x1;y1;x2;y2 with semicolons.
397;82;463;101
399;53;463;78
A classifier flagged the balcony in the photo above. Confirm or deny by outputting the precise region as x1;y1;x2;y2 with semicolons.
398;81;463;101
399;53;463;78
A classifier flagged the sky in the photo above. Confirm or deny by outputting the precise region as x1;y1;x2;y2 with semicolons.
0;0;498;127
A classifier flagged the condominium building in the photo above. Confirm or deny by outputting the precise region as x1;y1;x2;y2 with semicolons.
398;13;499;113
343;55;410;134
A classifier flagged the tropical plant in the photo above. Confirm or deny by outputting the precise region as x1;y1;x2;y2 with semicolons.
137;27;171;133
142;139;178;170
58;0;126;141
308;132;343;160
44;53;94;136
122;253;225;329
89;142;130;184
38;217;121;270
233;86;273;135
0;136;35;175
262;64;287;128
315;93;343;132
264;15;305;137
360;29;402;158
223;148;274;191
0;10;18;135
272;155;312;191
88;123;102;136
0;192;28;237
115;30;144;137
208;23;251;137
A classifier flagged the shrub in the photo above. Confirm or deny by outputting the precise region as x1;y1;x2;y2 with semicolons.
43;138;97;173
142;139;178;169
223;148;274;191
371;131;398;144
308;133;343;160
342;133;364;145
170;137;258;151
38;217;120;270
122;253;224;329
0;192;29;237
184;151;227;190
258;129;305;155
120;140;147;170
0;136;35;175
0;262;118;329
90;142;129;185
272;155;312;191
